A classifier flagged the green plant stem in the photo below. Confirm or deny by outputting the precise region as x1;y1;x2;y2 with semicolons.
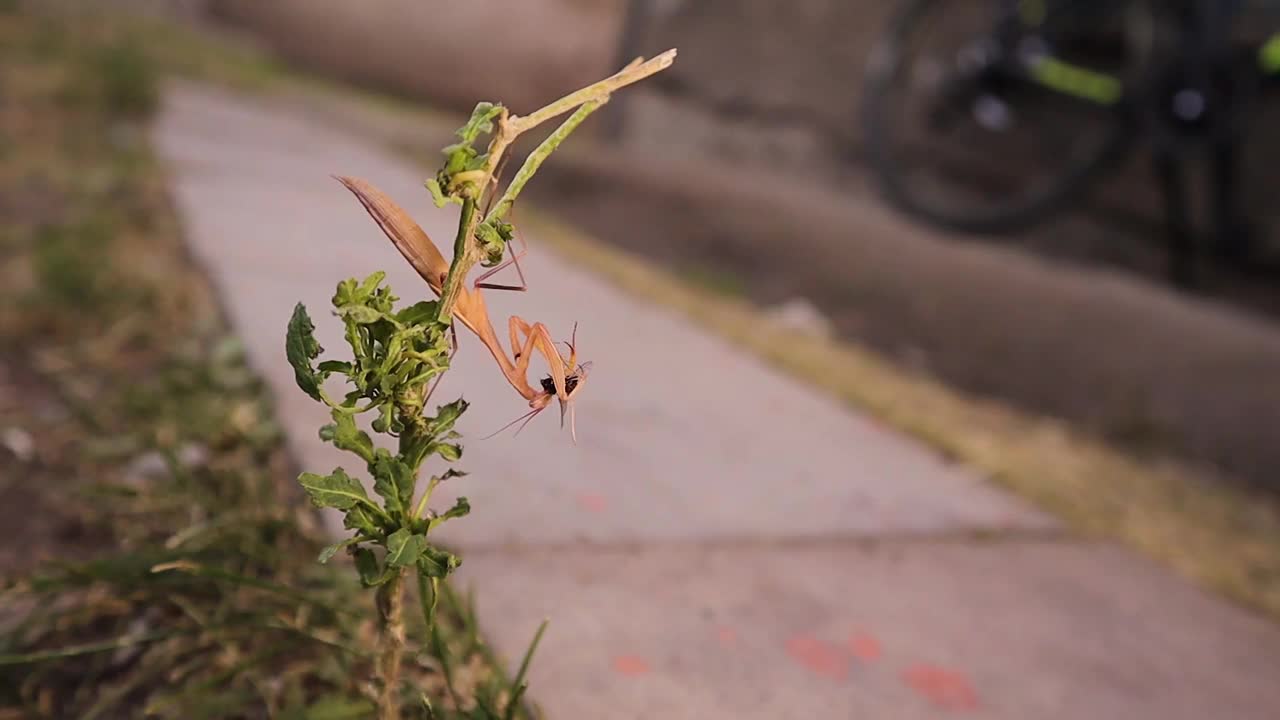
416;569;439;631
486;100;604;225
435;196;478;321
412;474;444;520
376;569;407;720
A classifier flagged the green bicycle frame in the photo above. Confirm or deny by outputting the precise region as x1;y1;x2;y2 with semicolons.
1015;0;1124;105
1019;0;1280;101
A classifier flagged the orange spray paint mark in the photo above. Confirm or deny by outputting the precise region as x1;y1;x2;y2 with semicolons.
612;655;651;676
848;632;882;661
785;635;849;680
576;493;607;513
902;664;980;711
717;626;737;647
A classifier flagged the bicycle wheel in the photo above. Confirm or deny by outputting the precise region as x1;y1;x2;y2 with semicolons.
862;0;1153;234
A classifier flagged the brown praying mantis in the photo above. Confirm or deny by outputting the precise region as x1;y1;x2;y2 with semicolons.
335;176;591;443
334;49;675;444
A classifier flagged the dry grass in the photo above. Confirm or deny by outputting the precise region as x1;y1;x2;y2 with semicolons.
0;8;535;717
520;208;1280;620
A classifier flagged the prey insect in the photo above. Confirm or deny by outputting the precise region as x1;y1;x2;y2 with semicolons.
335;176;591;442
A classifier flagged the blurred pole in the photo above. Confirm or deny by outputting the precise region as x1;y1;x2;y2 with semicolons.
600;0;655;143
1203;0;1253;264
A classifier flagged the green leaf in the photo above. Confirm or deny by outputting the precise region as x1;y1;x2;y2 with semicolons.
371;449;414;516
475;220;514;267
298;468;371;511
353;547;387;587
386;528;427;567
436;468;467;483
505;621;549;720
442;145;474;174
356;271;386;300
427;398;469;436
429;496;470;530
396;300;439;326
285;303;325;401
368;285;397;314
317;360;352;375
378;334;404;373
430;442;463;462
418;545;461;578
332;278;358;307
320;410;375;464
337;304;382;325
456;101;502;144
425;177;457;208
342;506;383;537
317;536;364;564
416;570;440;637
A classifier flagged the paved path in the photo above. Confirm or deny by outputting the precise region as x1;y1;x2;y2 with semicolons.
156;82;1280;719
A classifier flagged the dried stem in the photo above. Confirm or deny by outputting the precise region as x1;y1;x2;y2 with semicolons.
509;49;675;134
376;570;407;720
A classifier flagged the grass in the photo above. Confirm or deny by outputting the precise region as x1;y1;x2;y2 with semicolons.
678;263;750;298
61;1;1280;621
0;6;535;718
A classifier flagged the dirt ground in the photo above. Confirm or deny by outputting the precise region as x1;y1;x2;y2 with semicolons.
0;355;107;577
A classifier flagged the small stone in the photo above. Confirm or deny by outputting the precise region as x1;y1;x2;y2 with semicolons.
177;443;209;469
123;451;168;487
764;297;835;340
111;616;153;667
2;427;35;462
122;443;210;487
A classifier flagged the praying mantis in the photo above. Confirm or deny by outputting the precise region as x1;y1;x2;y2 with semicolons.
335;176;591;443
333;49;675;444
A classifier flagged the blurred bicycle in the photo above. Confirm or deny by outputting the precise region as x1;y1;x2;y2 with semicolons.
862;0;1280;285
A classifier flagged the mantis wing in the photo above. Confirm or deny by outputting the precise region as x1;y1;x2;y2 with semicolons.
334;175;449;292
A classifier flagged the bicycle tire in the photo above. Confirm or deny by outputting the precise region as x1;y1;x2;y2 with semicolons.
861;0;1144;235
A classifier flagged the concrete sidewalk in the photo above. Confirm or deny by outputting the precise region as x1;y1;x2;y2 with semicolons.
155;82;1280;719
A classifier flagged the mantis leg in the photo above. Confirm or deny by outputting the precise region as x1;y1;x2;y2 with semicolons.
561;322;578;369
473;234;529;292
508;316;570;399
509;315;531;364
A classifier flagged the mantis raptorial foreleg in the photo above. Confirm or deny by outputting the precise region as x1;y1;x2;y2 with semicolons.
508;316;570;398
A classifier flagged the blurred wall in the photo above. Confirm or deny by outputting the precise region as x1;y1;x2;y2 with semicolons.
619;0;1280;243
209;0;627;115
615;0;885;174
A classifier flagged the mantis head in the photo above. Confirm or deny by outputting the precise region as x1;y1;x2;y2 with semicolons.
484;324;592;443
541;322;589;444
543;361;591;444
